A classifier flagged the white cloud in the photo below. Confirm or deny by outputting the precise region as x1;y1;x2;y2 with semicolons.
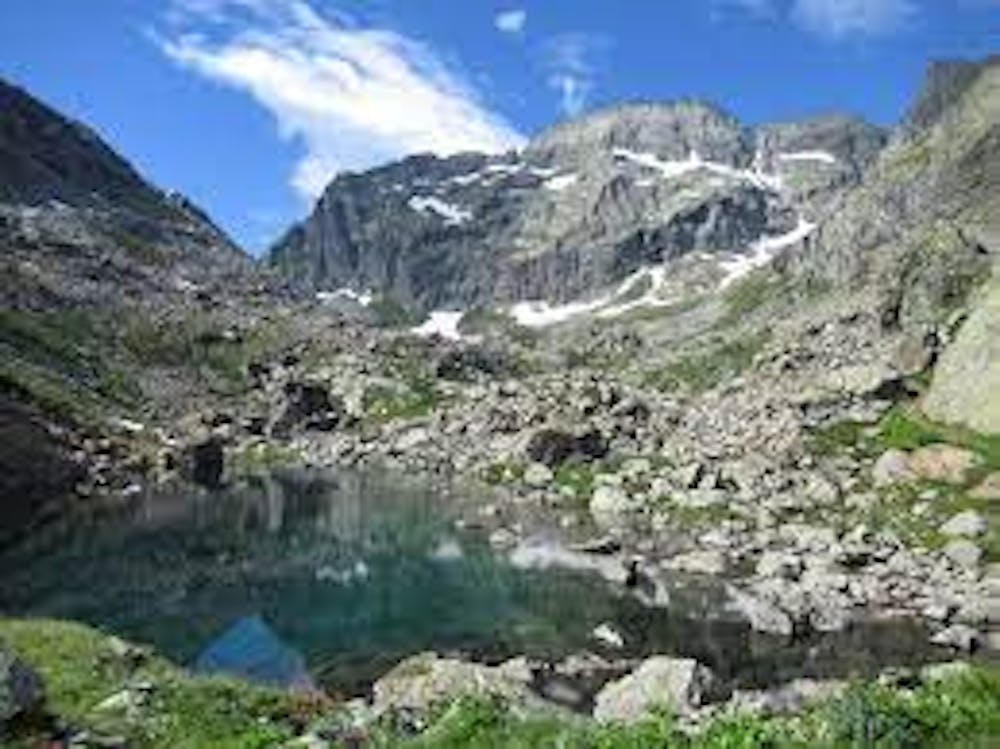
791;0;917;38
161;0;525;201
542;33;612;117
495;9;527;35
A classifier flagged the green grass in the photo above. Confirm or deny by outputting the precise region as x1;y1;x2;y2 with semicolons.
722;273;784;323
3;619;999;749
363;377;441;422
481;461;526;485
645;330;770;394
370;293;425;329
0;619;323;749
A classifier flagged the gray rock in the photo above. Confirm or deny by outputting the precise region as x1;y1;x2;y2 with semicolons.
590;485;635;527
523;462;554;488
930;624;981;652
872;449;912;487
755;551;804;581
943;539;983;568
663;550;727;576
371;652;537;713
939;510;988;538
0;643;44;726
593;656;726;722
729;589;795;637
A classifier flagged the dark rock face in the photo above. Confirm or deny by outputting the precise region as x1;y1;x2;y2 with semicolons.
270;101;885;311
0;397;85;543
188;438;225;489
272;382;345;435
526;428;609;467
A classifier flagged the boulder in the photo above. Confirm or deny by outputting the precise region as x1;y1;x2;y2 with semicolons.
907;444;978;484
273;381;344;434
930;624;981;652
371;653;536;713
0;643;44;727
593;656;726;722
939;510;988;538
523;462;554;488
924;271;1000;434
663;550;727;576
970;472;1000;500
728;589;795;637
942;539;983;568
526;428;608;467
872;449;913;487
589;485;635;527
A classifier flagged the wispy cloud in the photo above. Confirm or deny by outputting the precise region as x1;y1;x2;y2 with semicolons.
790;0;917;38
541;32;612;117
160;0;524;201
495;9;527;35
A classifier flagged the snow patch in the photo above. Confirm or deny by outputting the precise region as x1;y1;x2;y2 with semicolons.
317;288;374;307
777;150;838;166
613;147;783;192
411;310;465;341
544;173;579;191
408;195;472;226
719;218;817;288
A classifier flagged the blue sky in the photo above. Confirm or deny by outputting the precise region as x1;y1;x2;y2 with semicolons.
1;1;997;252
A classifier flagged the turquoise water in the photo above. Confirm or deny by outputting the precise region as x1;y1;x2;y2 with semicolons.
0;468;943;696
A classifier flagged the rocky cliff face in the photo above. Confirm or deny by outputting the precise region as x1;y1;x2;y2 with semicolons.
0;77;252;307
270;102;885;311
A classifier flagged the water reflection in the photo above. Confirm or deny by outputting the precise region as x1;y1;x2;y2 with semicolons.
0;469;946;695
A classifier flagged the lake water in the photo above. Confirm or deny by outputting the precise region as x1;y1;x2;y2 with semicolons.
0;468;946;699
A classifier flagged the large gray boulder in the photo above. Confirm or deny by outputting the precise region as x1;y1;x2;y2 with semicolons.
924;270;1000;434
593;656;726;722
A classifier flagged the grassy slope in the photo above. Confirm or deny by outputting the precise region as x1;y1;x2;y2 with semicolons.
2;619;998;748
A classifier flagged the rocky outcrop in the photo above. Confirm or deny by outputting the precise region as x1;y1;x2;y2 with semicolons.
924;269;1000;433
592;656;726;722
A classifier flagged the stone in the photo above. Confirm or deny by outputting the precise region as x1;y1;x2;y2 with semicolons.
871;449;912;487
663;550;727;576
920;661;972;683
755;551;804;581
592;623;625;649
593;656;726;722
0;643;44;726
590;485;635;527
273;381;344;434
523;462;554;488
939;510;988;538
908;444;978;484
673;462;706;490
728;678;846;716
525;428;609;467
930;624;981;652
924;271;1000;434
729;589;795;637
970;472;1000;501
942;539;983;568
372;653;537;713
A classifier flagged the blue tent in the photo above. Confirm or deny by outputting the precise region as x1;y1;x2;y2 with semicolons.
194;615;316;691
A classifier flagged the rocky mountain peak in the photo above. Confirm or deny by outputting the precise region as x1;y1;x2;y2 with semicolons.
526;100;749;168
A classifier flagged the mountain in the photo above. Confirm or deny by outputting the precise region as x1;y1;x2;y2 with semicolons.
269;100;885;313
0;77;252;312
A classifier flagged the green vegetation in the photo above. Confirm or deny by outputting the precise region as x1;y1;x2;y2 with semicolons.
0;618;323;749
370;293;424;329
645;330;770;394
0;308;141;421
722;272;784;322
230;442;304;474
481;460;525;485
807;405;1000;560
121;314;284;391
3;618;999;749
363;377;440;422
